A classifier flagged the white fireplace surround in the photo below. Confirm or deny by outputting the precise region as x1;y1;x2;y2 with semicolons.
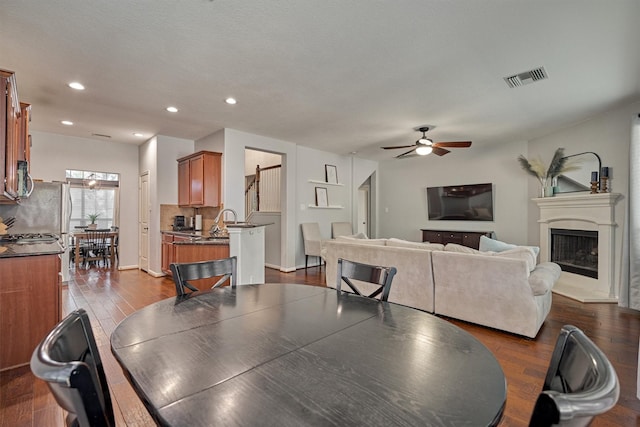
535;192;621;303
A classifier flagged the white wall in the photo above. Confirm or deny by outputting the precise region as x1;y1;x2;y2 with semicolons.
139;136;194;275
197;128;299;271
245;149;282;176
30;131;140;268
526;100;640;295
378;140;530;244
295;146;355;266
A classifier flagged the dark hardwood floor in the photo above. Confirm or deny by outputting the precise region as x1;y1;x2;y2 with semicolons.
1;265;639;426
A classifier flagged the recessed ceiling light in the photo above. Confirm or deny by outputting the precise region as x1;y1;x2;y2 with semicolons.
225;97;237;105
68;82;85;90
61;120;73;126
133;132;144;137
166;106;178;113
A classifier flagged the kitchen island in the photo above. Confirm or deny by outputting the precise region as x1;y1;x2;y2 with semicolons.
161;231;230;276
161;223;269;285
0;240;63;371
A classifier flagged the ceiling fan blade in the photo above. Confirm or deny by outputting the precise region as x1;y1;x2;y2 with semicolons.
432;147;450;156
396;148;417;158
381;145;417;150
433;141;472;148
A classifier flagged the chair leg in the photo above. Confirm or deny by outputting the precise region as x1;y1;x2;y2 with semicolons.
305;255;309;269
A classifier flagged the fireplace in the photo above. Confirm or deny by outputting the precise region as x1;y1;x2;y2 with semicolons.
550;228;598;279
535;192;620;303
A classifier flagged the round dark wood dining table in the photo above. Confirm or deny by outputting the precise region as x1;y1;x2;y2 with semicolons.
110;283;506;426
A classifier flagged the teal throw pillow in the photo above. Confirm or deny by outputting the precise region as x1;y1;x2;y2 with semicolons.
479;235;540;257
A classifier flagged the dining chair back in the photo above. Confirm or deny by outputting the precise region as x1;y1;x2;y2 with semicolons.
301;222;323;268
528;324;619;427
82;230;110;267
331;222;353;238
30;309;115;427
336;258;397;301
170;256;238;296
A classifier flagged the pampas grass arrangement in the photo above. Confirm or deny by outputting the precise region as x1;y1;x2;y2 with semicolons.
517;148;581;191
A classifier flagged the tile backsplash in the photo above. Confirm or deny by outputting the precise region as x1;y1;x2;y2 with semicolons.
160;205;221;231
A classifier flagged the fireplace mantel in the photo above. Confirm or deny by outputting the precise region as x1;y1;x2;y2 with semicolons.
534;192;621;303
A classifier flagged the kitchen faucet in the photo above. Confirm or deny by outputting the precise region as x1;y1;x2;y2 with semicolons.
210;208;238;234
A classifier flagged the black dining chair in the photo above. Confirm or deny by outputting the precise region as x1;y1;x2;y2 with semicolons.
30;309;115;427
170;256;238;296
81;230;110;268
528;324;619;427
336;258;397;301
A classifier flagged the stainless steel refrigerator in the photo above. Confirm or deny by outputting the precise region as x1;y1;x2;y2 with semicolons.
0;181;72;281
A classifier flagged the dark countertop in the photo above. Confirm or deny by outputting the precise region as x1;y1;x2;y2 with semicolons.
161;230;229;245
0;241;64;258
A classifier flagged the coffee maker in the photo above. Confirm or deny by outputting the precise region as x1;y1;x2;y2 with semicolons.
173;215;186;231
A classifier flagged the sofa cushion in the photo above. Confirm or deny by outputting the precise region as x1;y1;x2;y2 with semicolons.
479;235;540;258
335;236;387;245
386;238;444;251
528;262;562;295
445;243;536;271
444;243;482;254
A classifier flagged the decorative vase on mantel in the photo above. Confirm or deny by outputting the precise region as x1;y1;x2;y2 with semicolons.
539;177;554;197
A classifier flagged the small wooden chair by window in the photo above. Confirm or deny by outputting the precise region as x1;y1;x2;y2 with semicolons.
170;256;238;296
336;258;397;302
30;309;115;427
528;324;619;426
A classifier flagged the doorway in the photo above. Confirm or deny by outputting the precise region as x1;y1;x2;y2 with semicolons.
358;179;371;237
245;149;284;269
139;171;150;272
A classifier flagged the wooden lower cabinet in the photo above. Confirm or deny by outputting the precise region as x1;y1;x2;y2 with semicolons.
421;229;493;249
174;244;229;264
0;254;61;371
161;233;230;276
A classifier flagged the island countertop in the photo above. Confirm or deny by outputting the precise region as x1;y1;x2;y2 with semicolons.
161;230;229;245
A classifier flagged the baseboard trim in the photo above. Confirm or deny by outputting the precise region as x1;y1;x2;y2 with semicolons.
117;265;139;271
145;269;166;278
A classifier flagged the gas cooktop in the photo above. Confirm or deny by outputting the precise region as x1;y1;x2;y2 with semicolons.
0;233;60;243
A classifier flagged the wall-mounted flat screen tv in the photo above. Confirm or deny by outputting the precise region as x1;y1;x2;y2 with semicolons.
426;183;494;221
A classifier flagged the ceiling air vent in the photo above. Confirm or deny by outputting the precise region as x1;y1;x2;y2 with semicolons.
92;133;111;138
504;66;548;88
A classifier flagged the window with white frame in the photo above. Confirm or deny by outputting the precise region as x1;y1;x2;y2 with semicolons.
65;170;120;229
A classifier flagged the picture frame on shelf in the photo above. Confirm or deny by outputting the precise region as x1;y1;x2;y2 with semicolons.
315;187;329;207
325;164;338;184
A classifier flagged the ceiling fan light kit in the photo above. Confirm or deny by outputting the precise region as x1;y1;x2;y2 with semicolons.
416;145;433;156
381;126;472;159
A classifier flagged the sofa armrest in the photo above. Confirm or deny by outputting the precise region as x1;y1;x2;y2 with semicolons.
529;262;561;295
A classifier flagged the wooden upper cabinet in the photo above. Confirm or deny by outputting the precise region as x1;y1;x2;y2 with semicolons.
0;69;30;203
18;102;31;164
177;151;222;207
177;159;190;206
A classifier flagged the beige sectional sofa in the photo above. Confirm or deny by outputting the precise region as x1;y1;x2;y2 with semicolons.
321;236;560;338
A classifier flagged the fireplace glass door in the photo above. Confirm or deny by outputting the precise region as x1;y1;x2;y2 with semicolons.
550;228;598;279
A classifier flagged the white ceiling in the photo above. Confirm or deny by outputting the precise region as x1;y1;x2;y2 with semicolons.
1;1;639;161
